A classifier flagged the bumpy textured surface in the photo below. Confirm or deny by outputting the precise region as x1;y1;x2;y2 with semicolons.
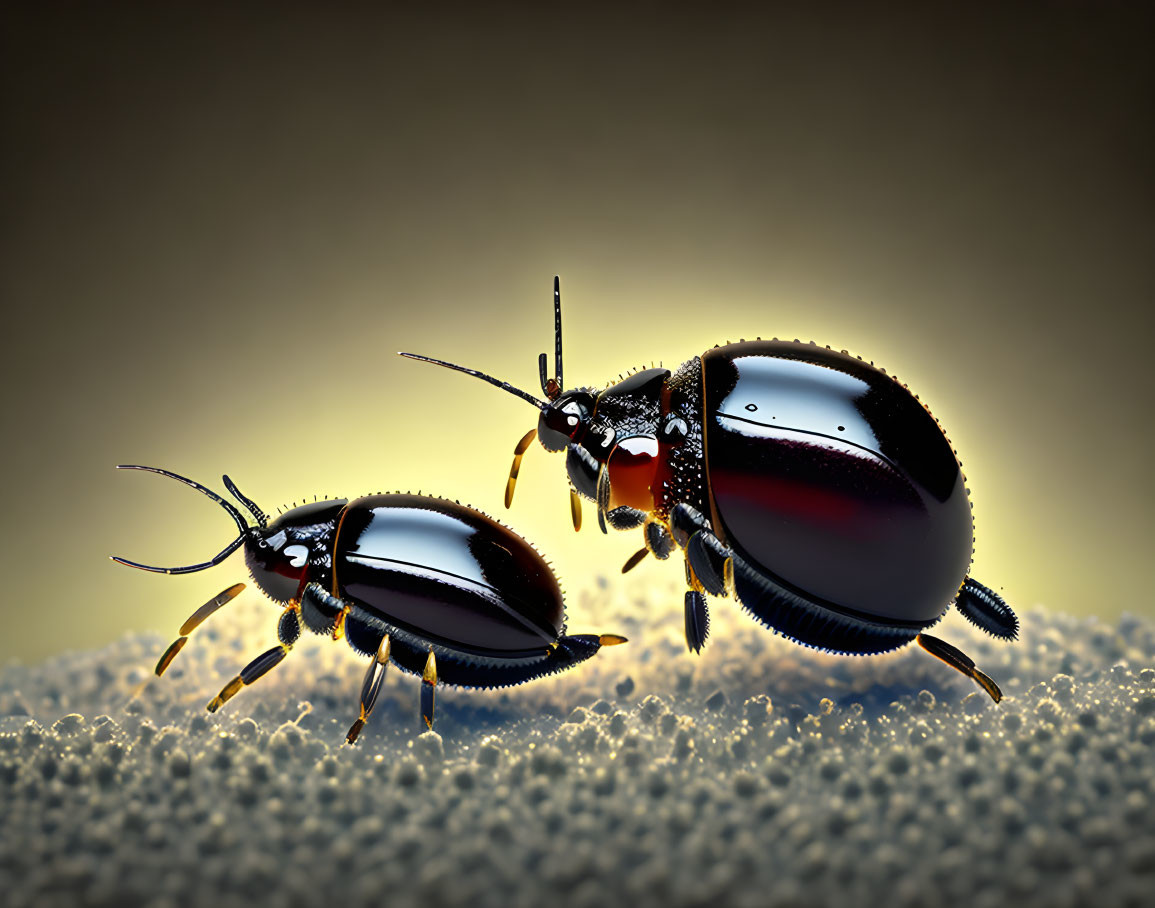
2;579;1153;908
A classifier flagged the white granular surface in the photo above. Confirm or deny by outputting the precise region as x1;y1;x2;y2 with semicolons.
2;578;1153;908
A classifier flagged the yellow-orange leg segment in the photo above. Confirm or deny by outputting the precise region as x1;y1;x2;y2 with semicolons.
155;583;246;677
420;650;438;730
332;605;350;641
346;635;391;745
621;547;649;573
917;633;1003;703
505;429;538;508
207;644;290;713
569;487;582;532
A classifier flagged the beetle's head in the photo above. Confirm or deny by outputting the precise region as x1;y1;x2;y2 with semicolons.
400;276;598;514
244;499;347;602
538;389;595;452
112;465;351;604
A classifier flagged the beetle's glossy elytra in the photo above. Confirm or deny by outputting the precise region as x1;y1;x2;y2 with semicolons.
703;341;973;625
401;276;1019;702
114;466;626;741
335;494;564;660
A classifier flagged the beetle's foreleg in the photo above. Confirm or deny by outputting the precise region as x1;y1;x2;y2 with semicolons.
277;604;302;646
569;485;583;532
154;583;246;677
346;635;391;745
504;429;538;508
204;602;300;714
206;643;291;713
420;650;438;731
917;633;1003;703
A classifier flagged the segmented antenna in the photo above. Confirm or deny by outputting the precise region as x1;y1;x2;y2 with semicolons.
539;276;564;400
111;465;255;574
398;353;546;410
223;474;268;528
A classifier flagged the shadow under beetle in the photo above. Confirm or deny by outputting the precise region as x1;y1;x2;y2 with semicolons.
112;465;626;742
401;277;1019;701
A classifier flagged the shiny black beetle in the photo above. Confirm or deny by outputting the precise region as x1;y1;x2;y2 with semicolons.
112;465;626;741
401;278;1019;701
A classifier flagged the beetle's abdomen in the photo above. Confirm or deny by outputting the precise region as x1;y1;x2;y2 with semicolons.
333;495;565;660
703;342;972;624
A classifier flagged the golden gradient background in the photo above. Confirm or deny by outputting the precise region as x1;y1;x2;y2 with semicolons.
1;3;1151;664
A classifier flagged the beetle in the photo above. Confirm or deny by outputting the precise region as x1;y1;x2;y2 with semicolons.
400;277;1019;701
112;465;626;742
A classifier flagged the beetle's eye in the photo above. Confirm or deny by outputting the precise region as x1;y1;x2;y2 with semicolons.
538;393;593;451
562;402;583;427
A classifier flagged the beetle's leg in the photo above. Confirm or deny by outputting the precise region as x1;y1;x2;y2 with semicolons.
668;504;737;653
277;604;302;647
346;635;391;745
504;428;538;508
569;486;583;532
299;582;346;636
917;633;1003;703
206;643;291;713
623;514;679;573
686;531;730;597
420;650;438;731
154;583;246;677
607;506;647;530
332;605;351;641
668;503;734;595
955;577;1019;640
204;602;301;714
595;465;611;534
669;502;711;548
644;517;675;560
684;590;710;654
621;547;649;573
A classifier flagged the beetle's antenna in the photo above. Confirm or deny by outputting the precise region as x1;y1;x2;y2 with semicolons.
222;474;268;528
538;276;564;400
111;465;252;574
112;535;247;575
554;276;563;392
397;353;546;411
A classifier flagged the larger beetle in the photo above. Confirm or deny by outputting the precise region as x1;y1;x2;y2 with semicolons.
401;277;1018;701
113;465;625;741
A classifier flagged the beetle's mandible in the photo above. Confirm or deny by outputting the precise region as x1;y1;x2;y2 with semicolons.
401;277;1019;701
112;465;626;742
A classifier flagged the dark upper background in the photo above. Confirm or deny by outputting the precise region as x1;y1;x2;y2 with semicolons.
1;2;1151;663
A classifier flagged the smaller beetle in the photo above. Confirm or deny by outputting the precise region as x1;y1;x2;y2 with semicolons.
112;465;626;742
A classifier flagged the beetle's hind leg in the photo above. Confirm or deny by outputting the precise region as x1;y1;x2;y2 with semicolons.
917;633;1003;703
206;602;300;713
955;577;1019;640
